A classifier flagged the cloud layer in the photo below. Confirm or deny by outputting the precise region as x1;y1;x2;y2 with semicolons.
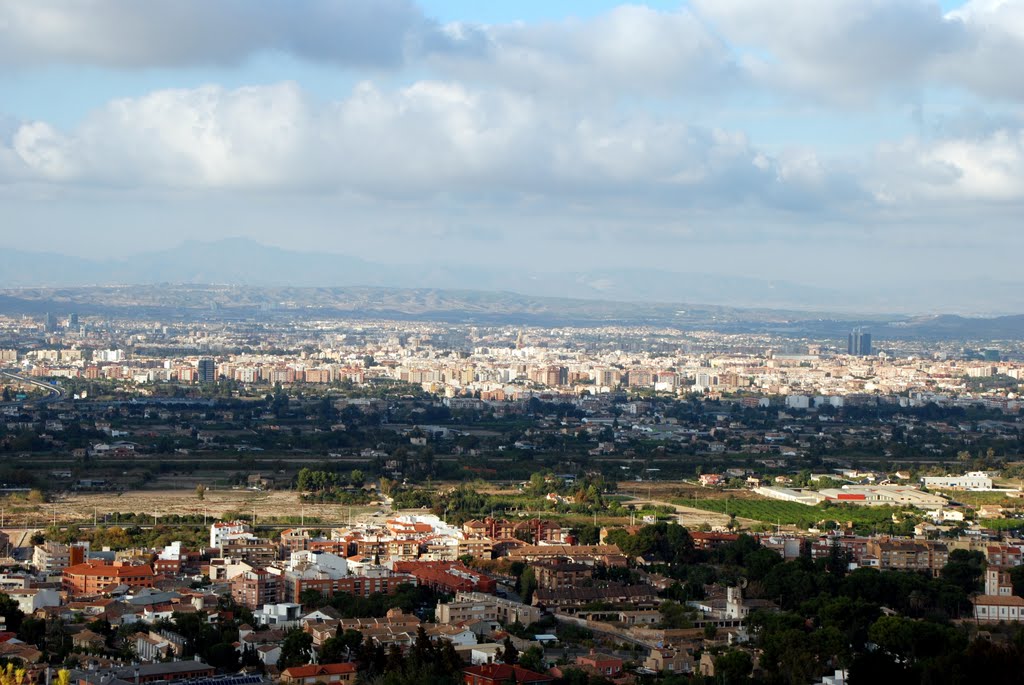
4;1;1024;102
2;0;1024;295
0;0;433;68
5;77;1024;214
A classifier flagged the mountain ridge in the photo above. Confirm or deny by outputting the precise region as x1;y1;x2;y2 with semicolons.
2;238;1022;316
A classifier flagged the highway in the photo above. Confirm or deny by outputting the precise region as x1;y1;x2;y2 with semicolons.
0;368;65;404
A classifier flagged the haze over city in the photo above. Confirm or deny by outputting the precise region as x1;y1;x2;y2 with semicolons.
2;1;1024;313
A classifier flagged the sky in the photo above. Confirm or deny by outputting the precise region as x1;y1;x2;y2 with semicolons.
1;0;1023;303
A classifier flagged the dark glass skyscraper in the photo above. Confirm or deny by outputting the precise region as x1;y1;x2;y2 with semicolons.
198;358;217;383
848;328;872;356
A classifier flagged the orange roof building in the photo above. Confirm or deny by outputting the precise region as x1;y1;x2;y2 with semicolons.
281;663;357;685
62;560;157;596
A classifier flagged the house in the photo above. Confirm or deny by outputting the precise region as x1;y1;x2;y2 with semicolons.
973;595;1024;623
71;629;106;651
237;627;287;666
253;602;302;628
0;641;42;664
134;632;179;662
576;651;623;678
644;647;693;674
463;664;554;685
5;588;61;614
425;624;476;646
699;653;715;677
454;643;503;665
281;663;357;685
306;621;339;648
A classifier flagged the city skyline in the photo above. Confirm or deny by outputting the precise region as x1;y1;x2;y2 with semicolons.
2;1;1024;310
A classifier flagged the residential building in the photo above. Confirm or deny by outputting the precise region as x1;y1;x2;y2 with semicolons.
576;651;623;679
281;663;357;685
533;561;593;590
644;648;693;674
220;537;279;563
435;592;542;627
34;541;86;574
231;569;282;609
392;561;497;594
864;539;949;576
973;595;1024;622
62;561;156;595
463;664;554;685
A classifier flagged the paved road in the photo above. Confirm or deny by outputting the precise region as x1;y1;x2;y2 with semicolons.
0;368;65;404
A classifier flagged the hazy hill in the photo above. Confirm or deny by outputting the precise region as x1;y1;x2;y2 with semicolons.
1;238;1022;315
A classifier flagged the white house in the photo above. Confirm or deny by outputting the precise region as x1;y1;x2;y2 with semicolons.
5;588;60;614
973;595;1024;622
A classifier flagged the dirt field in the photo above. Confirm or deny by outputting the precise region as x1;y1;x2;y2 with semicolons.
1;489;384;528
0;479;747;532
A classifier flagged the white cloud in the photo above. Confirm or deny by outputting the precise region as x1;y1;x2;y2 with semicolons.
23;78;1024;217
0;0;432;68
942;0;1024;99
430;5;739;97
690;0;1024;103
3;80;857;211
875;126;1024;203
6;1;1024;106
692;0;965;102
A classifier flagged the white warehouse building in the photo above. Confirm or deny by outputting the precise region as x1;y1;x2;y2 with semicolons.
921;471;994;491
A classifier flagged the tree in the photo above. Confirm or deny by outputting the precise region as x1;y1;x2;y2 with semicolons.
321;629;362;664
0;594;25;634
519;566;537;604
519;645;545;673
1010;564;1024;597
659;601;692;629
714;650;753;684
500;635;519;665
207;643;239;670
277;629;314;669
300;588;327;609
195;484;206;501
941;548;986;595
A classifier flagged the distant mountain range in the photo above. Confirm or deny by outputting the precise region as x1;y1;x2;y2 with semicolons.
2;238;1022;315
2;281;1024;340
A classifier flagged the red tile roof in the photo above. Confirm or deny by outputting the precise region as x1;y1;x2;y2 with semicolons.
282;663;357;679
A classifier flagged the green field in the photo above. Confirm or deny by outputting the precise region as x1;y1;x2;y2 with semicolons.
677;497;908;530
980;518;1024;531
937;490;1022;506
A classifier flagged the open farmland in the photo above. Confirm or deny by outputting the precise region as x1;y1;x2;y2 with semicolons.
676;496;910;531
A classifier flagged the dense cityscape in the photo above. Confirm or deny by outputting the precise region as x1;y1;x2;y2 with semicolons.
5;0;1024;683
0;304;1022;685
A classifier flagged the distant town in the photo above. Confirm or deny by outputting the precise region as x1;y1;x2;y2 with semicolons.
0;304;1021;683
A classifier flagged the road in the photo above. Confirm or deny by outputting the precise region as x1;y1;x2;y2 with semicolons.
0;368;65;404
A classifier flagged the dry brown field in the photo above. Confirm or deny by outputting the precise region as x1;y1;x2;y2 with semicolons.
1;488;383;528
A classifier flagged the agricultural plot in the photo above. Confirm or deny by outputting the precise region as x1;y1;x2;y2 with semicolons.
676;496;907;530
